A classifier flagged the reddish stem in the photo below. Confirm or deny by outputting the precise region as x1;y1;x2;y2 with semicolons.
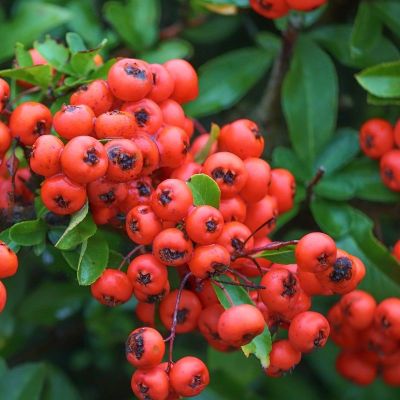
243;216;276;247
118;245;144;270
212;280;234;307
212;278;265;290
192;118;208;135
232;240;299;261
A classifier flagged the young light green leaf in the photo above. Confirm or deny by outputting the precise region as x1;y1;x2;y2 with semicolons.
15;43;33;67
194;123;220;164
282;36;338;167
34;196;49;219
9;219;46;246
0;229;20;252
253;245;297;264
34;36;70;72
77;234;109;285
0;65;52;88
187;174;221;209
185;47;275;118
66;32;87;53
242;326;271;368
356;60;400;98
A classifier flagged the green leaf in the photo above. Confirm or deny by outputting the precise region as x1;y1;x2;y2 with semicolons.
253;245;296;264
34;36;69;72
77;234;109;285
88;58;116;80
198;0;249;6
282;36;338;167
9;219;46;246
0;65;52;89
314;128;360;176
66;32;87;53
350;2;381;59
272;146;313;183
255;32;282;55
187;174;221;208
311;25;399;68
55;203;97;250
242;326;272;369
373;0;400;38
0;229;20;252
194;123;220;164
34;196;49;219
0;3;70;63
18;282;87;326
15;43;33;67
42;366;81;400
356;61;400;98
0;362;47;400
141;39;193;63
212;276;272;368
103;0;159;52
367;94;400;106
185;47;275;117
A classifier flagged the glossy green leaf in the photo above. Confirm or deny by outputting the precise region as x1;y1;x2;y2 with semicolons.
253;245;296;264
103;0;159;52
9;219;46;246
0;229;20;253
314;128;360;176
34;36;69;72
373;0;400;37
194;123;220;164
272;147;313;183
367;94;400;106
356;61;400;98
185;47;275;117
55;203;97;250
282;36;338;167
0;65;52;89
66;32;87;53
15;43;32;67
141;39;193;63
311;25;399;68
0;362;47;400
76;234;109;285
212;276;272;368
187;174;221;208
350;2;381;59
314;177;356;201
34;196;49;219
0;3;70;63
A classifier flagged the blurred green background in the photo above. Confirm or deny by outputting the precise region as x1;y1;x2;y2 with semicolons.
0;0;399;399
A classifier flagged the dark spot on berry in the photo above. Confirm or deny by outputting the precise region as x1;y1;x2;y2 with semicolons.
177;307;189;324
126;328;145;360
152;72;157;85
146;289;166;303
83;147;99;165
381;316;391;329
189;375;202;389
129;219;139;232
317;252;329;266
108;147;135;171
313;330;325;347
251;126;262;140
259;1;273;11
138;206;149;214
205;219;217;232
102;294;122;307
211;168;224;180
183;140;189;155
54;195;70;209
159;248;186;263
364;134;374;149
135;109;149;127
34;120;47;136
78;84;88;92
211;168;236;185
231;237;244;252
159;190;172;205
329;257;352;283
137;181;151;197
137;271;152;286
124;64;147;80
138;383;149;394
282;272;297;297
384;168;394;181
242;333;254;342
210;262;228;276
99;190;116;204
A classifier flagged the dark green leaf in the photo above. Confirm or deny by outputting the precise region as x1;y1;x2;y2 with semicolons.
0;65;52;89
282;36;338;167
66;32;87;53
311;25;399;68
34;196;49;219
141;39;193;63
76;234;109;285
42;366;81;400
272;146;313;183
367;94;400;106
255;32;281;54
34;36;69;72
373;0;400;38
350;2;381;59
15;43;32;67
0;229;20;252
356;61;400;98
253;245;296;264
314;128;360;176
187;174;221;208
18;282;87;325
314;177;356;201
310;198;354;238
194;123;220;164
0;362;47;400
212;277;252;308
9;219;46;246
0;3;70;63
108;250;124;268
103;0;159;52
185;47;275;117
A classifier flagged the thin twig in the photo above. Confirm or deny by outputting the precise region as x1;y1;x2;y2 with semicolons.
306;167;325;202
212;280;234;307
243;216;277;247
232;240;299;261
212;278;265;290
118;245;144;270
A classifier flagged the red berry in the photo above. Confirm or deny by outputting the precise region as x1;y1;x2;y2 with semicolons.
131;367;170;400
336;351;377;385
30;135;64;177
0;121;11;155
95;110;137;139
250;0;289;19
269;168;296;214
0;241;18;278
53;104;95;139
147;63;175;103
239;158;271;203
0;281;6;313
188;244;230;278
359;118;394;159
374;297;400;340
380;149;400;192
266;340;301;377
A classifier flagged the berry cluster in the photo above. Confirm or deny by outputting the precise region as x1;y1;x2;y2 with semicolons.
329;291;400;387
250;0;326;19
359;118;400;192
